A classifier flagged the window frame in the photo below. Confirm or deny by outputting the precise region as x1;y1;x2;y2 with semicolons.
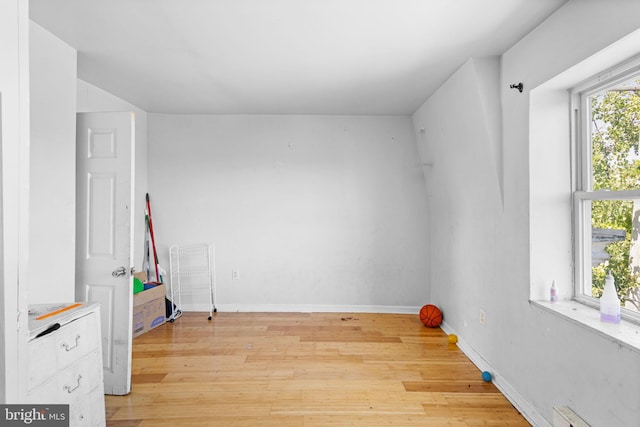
571;56;640;325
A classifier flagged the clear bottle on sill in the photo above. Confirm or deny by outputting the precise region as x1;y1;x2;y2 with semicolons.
600;272;621;324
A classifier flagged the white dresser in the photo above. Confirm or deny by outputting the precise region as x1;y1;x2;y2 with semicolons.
26;303;106;427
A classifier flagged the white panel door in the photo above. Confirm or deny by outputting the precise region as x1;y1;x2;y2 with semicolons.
76;112;135;395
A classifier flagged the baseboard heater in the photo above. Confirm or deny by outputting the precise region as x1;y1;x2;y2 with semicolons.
553;407;590;427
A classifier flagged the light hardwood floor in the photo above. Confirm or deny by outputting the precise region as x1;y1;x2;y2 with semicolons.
106;312;530;426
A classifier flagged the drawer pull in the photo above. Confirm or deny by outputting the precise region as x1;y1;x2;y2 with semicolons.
63;375;82;393
61;335;81;351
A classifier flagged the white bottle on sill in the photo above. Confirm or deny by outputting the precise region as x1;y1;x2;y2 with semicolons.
600;272;621;324
550;280;558;303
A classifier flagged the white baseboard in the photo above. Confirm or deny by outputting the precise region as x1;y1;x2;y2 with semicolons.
179;303;421;314
439;320;551;427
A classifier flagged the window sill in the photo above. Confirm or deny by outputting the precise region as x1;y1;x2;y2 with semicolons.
531;299;640;353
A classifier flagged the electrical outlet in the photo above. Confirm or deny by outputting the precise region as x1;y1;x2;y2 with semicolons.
479;309;486;325
232;270;240;280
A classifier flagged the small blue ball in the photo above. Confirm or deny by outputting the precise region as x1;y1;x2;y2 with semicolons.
482;371;492;382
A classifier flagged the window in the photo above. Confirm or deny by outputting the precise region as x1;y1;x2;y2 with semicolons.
573;59;640;323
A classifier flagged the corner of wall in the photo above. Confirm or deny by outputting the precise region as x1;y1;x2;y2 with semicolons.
469;56;504;207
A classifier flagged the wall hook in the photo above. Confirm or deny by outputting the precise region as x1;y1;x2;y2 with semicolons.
510;82;524;93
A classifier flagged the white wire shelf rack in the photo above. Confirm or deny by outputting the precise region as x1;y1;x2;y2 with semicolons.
168;243;216;321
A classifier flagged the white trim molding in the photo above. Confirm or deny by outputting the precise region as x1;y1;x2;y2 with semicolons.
440;321;551;427
181;303;421;314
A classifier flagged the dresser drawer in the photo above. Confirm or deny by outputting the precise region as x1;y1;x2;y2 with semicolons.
26;350;101;405
57;351;101;405
55;313;99;369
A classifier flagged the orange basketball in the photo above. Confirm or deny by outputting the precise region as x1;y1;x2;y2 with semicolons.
419;304;442;328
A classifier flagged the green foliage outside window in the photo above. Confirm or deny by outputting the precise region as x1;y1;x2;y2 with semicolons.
590;80;640;302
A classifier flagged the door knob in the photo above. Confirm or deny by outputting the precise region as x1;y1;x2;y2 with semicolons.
112;266;127;278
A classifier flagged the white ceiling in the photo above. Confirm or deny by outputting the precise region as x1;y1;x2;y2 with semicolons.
30;0;567;115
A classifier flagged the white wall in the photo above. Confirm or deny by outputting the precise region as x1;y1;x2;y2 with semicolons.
28;21;77;303
148;114;429;312
77;79;148;272
0;0;30;403
413;1;640;426
413;56;504;327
